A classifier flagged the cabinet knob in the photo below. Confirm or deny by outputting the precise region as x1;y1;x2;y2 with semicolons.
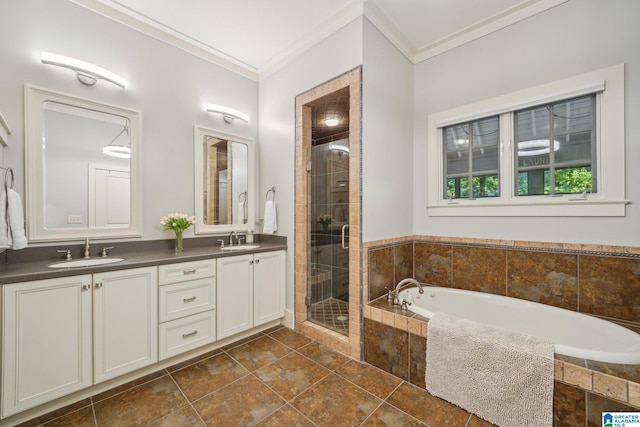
249;260;254;264
255;259;260;264
95;282;103;288
82;284;91;290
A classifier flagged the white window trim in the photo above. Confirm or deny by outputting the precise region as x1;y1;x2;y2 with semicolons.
426;63;628;217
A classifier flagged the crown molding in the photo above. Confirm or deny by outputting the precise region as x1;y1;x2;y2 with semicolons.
413;0;569;63
363;1;416;61
71;0;363;82
258;1;363;80
366;0;569;64
70;0;260;81
71;0;570;79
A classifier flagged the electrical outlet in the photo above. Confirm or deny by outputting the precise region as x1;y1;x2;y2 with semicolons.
67;215;82;224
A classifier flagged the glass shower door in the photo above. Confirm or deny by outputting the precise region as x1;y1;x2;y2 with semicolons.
307;139;350;335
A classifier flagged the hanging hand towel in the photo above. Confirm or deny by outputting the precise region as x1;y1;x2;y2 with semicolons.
7;189;27;250
237;201;245;224
0;190;10;248
262;200;277;234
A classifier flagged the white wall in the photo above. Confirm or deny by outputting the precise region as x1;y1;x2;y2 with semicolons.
413;0;640;246
258;18;363;311
362;19;414;242
0;0;258;242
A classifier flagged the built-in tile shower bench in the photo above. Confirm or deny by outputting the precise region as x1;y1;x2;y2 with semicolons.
363;236;640;426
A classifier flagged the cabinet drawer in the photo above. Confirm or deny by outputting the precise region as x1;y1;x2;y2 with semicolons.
158;259;215;285
159;277;215;322
159;311;216;360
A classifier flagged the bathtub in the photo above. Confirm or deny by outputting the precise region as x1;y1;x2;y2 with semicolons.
398;286;640;364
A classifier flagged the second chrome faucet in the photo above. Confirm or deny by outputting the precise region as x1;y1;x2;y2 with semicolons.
84;238;91;259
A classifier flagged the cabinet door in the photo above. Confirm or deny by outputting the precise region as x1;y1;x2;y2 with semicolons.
2;275;92;417
216;254;253;339
254;251;285;325
93;267;158;383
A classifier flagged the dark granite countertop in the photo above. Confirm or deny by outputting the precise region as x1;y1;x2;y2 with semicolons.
0;236;287;284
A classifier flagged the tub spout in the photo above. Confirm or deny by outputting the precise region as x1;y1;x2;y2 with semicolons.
392;278;424;305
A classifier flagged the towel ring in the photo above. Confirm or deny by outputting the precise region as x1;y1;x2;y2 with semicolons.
266;187;276;202
1;167;13;190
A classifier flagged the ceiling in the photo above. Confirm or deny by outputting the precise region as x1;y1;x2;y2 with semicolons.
71;0;568;80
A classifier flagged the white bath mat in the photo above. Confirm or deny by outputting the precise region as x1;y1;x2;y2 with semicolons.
426;312;554;427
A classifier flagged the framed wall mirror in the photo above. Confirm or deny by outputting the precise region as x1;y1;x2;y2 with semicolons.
194;126;255;234
25;85;142;242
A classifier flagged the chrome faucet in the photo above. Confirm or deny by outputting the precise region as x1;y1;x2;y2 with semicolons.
83;238;91;259
229;231;238;246
391;278;424;305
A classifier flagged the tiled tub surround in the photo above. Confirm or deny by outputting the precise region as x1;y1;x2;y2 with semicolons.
363;236;640;425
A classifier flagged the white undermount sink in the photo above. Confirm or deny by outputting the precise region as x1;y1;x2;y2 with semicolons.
221;245;260;251
48;258;125;268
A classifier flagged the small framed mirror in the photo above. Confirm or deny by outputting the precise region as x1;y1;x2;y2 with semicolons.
25;85;142;242
193;126;255;234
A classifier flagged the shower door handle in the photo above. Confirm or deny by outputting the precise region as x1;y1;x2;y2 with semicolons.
341;224;349;249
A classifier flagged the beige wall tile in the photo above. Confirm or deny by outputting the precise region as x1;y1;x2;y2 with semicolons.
593;372;628;402
554;360;564;382
629;382;640;407
394;315;408;331
407;318;422;336
564;364;593;390
382;310;395;327
371;307;382;323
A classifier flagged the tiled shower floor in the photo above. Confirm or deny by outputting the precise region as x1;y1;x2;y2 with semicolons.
16;325;494;426
308;298;349;336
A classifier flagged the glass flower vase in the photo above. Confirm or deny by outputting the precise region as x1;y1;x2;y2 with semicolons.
174;230;183;255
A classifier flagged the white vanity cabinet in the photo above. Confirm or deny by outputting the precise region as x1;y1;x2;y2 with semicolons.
1;275;93;418
1;248;284;420
93;267;158;383
217;251;285;340
1;267;158;417
158;259;216;360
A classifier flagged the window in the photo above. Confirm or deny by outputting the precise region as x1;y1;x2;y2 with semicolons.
426;64;627;217
444;116;500;199
515;95;595;197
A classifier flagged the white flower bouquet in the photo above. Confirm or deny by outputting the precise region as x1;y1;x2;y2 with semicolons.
160;213;196;254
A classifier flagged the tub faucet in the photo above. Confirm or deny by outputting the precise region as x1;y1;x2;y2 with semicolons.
392;278;424;305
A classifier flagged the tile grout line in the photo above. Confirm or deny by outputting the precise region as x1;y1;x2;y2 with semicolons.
165;372;208;427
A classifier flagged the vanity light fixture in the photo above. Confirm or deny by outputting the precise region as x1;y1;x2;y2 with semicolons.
324;118;339;127
41;52;126;89
103;123;130;159
206;104;249;124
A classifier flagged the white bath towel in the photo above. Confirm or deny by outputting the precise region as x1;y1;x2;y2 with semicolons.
7;189;27;250
0;190;9;248
0;189;27;250
262;200;277;234
426;312;554;427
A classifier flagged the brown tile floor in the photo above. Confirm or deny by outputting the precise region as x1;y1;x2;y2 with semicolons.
19;325;495;427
